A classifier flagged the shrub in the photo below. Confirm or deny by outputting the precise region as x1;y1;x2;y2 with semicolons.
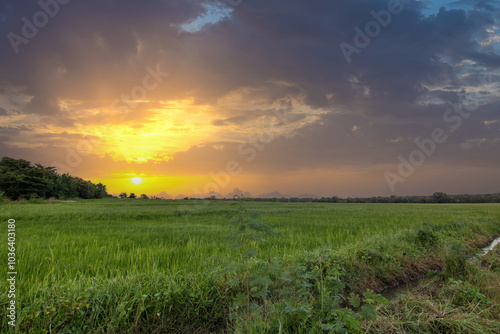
416;226;439;247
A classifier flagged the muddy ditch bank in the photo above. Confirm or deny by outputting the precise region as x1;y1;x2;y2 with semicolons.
381;235;500;300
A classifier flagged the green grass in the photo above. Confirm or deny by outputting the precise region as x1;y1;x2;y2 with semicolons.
2;199;499;286
0;199;499;332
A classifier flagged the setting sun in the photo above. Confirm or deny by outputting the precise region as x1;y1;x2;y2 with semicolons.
132;177;142;185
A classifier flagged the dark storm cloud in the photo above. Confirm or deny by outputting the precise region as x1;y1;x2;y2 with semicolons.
0;0;208;111
1;0;497;117
198;0;499;121
24;96;63;116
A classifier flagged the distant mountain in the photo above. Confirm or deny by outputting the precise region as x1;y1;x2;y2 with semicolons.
256;191;287;198
224;188;252;199
154;191;172;199
255;191;320;199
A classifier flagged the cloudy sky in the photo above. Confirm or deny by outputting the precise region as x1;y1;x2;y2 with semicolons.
0;0;499;198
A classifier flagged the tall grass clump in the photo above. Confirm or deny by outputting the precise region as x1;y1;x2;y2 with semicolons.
6;272;232;333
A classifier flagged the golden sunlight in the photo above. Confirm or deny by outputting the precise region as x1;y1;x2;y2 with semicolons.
132;177;142;185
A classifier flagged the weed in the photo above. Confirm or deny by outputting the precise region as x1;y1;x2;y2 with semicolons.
416;225;440;247
224;195;275;332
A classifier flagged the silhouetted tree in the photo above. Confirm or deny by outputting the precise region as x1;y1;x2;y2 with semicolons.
0;157;108;200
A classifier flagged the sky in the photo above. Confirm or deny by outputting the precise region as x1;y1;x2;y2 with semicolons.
0;0;499;198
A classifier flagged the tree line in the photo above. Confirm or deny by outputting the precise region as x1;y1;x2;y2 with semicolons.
248;193;500;203
0;157;108;200
180;192;500;204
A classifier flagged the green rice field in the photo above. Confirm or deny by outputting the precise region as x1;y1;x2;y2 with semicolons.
1;199;499;333
1;199;498;285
